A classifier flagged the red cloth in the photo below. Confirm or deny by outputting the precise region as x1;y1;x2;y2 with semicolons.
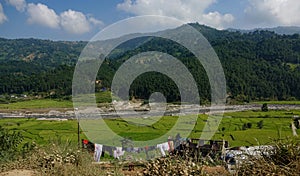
83;139;89;144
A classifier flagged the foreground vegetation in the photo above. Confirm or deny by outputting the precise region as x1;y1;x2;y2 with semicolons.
0;138;109;176
238;137;300;175
0;129;299;175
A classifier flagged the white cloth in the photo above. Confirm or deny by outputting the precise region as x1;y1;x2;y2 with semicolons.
291;122;298;136
94;144;103;162
157;142;170;157
113;147;125;159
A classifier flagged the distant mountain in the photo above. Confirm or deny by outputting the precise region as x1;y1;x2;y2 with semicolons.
1;23;300;103
228;26;300;35
0;38;86;70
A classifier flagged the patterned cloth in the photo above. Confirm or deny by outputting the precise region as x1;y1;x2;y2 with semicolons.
113;147;125;159
94;144;103;162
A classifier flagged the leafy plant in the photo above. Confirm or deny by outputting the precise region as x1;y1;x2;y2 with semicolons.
261;103;268;112
0;126;24;162
257;120;264;129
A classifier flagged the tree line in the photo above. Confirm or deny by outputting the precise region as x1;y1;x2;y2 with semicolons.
0;24;300;103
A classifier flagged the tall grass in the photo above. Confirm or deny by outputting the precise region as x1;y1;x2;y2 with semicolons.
0;138;122;176
237;137;300;176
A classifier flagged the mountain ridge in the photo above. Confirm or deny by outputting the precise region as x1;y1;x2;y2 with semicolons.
227;26;300;35
0;23;300;103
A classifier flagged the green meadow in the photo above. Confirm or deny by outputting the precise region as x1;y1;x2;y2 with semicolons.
0;110;299;147
0;99;73;109
252;100;300;105
1;93;299;111
0;118;84;146
0;91;115;110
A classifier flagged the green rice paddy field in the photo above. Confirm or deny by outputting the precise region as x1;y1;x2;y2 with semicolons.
1;110;299;147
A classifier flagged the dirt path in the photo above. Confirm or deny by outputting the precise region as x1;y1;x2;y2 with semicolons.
0;170;38;176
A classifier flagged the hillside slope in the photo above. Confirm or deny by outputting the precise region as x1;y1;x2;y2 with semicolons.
1;24;300;102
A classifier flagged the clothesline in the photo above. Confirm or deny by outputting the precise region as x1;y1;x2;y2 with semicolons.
82;137;228;162
82;137;176;162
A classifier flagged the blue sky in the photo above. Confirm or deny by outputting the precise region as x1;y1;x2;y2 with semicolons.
0;0;300;40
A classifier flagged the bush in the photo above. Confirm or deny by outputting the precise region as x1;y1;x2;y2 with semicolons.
242;123;252;130
0;126;24;162
0;98;8;104
257;120;264;129
246;123;252;129
242;124;247;130
237;138;300;176
261;103;268;112
0;139;109;176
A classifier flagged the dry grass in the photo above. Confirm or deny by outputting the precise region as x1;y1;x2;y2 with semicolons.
237;137;300;176
0;140;117;176
142;151;229;176
1;137;299;175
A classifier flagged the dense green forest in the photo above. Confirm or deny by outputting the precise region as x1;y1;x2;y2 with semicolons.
1;24;300;103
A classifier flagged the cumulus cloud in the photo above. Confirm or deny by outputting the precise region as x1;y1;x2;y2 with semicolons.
3;0;103;34
0;3;8;24
60;10;91;34
27;3;60;28
6;0;26;12
203;12;235;29
88;16;104;26
245;0;300;27
117;0;234;29
25;3;103;34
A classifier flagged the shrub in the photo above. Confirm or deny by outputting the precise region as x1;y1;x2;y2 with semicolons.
0;139;109;176
261;103;268;112
237;137;300;176
242;123;247;130
246;123;252;129
0;126;24;162
257;120;264;129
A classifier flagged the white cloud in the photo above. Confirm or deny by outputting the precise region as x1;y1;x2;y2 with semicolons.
245;0;300;27
25;3;103;34
6;0;26;12
27;3;60;28
117;0;234;29
0;3;8;24
60;9;91;34
88;16;104;26
203;12;235;29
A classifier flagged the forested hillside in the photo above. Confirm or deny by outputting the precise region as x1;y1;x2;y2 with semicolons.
1;24;300;103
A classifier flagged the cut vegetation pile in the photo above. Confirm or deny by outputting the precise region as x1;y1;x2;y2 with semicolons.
237;138;300;176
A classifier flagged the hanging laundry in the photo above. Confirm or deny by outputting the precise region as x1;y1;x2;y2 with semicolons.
168;136;174;152
157;143;165;157
114;147;125;159
82;139;89;149
103;145;115;157
94;144;103;162
124;147;132;153
157;142;170;157
133;147;140;153
144;146;150;159
162;142;170;151
83;139;89;145
82;139;94;152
